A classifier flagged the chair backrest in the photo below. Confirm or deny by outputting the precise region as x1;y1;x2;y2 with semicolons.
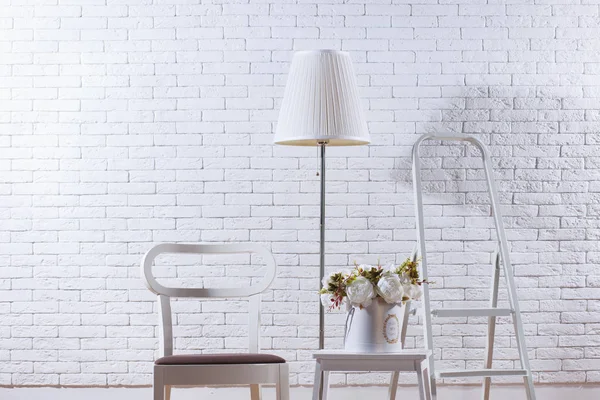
141;243;277;357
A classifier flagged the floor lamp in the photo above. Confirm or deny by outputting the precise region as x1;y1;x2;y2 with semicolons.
274;50;370;349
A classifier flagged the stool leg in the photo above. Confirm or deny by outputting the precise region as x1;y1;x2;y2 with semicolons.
415;360;426;400
388;371;399;400
321;371;330;400
421;360;432;400
250;384;261;400
312;362;322;400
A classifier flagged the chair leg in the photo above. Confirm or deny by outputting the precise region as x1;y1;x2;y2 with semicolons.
276;364;290;400
165;385;171;400
251;384;262;400
154;367;165;400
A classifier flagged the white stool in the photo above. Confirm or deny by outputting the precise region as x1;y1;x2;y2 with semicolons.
312;350;432;400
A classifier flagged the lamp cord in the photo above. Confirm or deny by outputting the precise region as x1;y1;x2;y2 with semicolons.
316;146;320;176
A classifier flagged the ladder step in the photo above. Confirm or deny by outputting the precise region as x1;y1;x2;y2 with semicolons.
437;369;528;379
431;308;513;318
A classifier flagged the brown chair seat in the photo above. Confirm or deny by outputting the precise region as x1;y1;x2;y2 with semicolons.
155;353;286;365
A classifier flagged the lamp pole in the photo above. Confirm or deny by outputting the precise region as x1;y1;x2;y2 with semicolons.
318;141;327;350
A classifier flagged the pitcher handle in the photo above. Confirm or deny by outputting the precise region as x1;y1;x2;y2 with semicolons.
343;307;355;345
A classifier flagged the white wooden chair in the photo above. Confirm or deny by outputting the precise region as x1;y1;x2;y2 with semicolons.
141;243;290;400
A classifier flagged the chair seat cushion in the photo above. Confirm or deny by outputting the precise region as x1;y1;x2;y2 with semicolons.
155;353;286;365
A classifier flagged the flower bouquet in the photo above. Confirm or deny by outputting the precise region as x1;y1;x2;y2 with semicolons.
319;258;426;352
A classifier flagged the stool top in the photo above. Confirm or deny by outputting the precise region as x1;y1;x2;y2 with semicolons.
313;350;431;360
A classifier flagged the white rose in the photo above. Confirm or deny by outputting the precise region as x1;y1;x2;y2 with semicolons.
399;272;410;284
402;283;423;301
376;274;404;304
320;293;334;307
410;284;423;301
381;263;396;274
402;283;412;298
346;276;376;308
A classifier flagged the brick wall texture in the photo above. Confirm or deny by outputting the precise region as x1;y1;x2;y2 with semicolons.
1;0;599;388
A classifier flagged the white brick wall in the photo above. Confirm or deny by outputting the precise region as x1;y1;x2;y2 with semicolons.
1;0;599;388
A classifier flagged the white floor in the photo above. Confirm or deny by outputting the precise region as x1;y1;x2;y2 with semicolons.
1;386;599;400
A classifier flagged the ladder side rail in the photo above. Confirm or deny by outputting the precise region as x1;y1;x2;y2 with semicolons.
410;244;418;263
412;134;535;400
412;136;438;400
471;137;536;400
482;248;501;400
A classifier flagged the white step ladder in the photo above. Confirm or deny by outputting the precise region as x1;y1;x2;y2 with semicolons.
411;134;536;400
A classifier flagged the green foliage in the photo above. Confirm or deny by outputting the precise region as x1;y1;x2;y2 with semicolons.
395;258;421;284
321;272;348;297
357;265;384;285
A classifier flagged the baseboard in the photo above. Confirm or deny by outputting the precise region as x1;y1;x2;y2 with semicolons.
1;385;599;400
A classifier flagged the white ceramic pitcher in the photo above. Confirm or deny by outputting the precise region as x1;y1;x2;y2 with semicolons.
344;297;407;352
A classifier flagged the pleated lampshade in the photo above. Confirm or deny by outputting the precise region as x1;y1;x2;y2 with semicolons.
274;50;370;146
